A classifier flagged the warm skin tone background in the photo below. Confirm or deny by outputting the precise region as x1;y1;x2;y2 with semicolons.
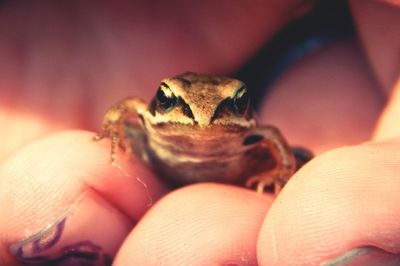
0;0;400;265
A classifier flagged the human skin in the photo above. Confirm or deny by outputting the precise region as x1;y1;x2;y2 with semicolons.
0;0;400;265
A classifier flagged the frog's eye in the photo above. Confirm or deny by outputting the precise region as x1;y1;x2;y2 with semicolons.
232;86;249;115
156;83;177;112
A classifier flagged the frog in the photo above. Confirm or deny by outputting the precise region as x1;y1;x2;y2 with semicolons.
94;72;312;194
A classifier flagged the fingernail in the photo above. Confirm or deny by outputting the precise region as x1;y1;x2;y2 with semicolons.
321;246;400;266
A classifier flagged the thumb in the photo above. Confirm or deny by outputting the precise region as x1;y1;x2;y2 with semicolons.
257;139;400;265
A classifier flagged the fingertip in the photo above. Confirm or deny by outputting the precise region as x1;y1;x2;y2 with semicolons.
114;183;273;265
257;141;400;265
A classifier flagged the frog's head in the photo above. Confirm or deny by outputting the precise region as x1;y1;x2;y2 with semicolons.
146;72;255;131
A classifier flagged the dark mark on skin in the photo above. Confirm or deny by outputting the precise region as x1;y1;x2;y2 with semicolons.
160;82;170;89
10;217;66;259
57;240;102;264
243;134;264;145
10;216;112;265
176;77;192;88
13;240;112;266
32;218;65;253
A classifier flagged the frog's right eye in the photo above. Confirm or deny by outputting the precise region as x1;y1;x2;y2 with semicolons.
232;86;249;115
156;83;177;112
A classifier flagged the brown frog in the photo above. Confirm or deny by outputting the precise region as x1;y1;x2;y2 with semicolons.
94;72;312;194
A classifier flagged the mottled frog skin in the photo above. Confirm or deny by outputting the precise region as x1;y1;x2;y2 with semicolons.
95;72;312;193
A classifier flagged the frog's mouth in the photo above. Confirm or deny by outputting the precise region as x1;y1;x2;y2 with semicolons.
144;107;256;130
150;121;254;135
146;124;253;161
144;120;256;159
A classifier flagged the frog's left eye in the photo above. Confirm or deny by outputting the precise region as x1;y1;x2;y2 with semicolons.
156;83;177;112
232;86;249;115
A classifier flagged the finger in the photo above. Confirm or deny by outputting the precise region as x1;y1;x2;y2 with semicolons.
373;80;400;140
257;139;400;265
0;130;168;265
260;40;383;153
350;0;400;94
113;183;272;265
0;0;312;167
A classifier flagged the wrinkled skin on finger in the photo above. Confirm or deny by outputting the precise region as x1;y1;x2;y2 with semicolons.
258;139;400;265
0;131;168;264
114;184;274;265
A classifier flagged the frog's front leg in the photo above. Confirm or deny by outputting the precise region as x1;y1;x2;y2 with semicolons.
245;125;296;195
93;97;146;163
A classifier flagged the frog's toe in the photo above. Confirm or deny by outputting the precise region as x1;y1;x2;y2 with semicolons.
246;175;274;194
93;132;105;141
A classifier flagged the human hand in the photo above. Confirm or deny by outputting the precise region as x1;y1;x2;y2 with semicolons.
3;134;400;265
1;0;400;265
